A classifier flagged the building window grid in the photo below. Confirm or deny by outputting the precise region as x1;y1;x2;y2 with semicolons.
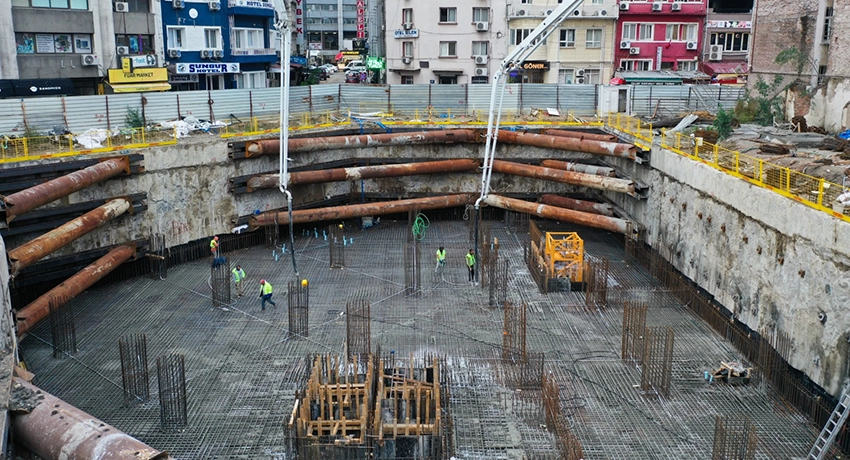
823;7;833;42
402;41;413;57
116;34;154;54
511;29;546;46
586;29;602;48
665;24;697;41
233;28;264;49
439;7;457;23
204;28;221;49
472;41;489;56
677;60;697;71
14;0;88;9
584;69;600;84
473;7;489;22
403;8;413;24
621;59;652;71
401;75;414;84
710;32;749;52
559;29;576;48
622;23;654;42
559;68;575;84
167;27;185;49
439;41;457;57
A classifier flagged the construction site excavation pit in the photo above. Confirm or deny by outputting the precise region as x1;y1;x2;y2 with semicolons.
18;217;819;459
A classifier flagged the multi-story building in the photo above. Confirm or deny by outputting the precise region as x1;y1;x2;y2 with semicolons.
702;0;752;79
0;0;163;96
161;0;276;91
302;0;384;64
384;2;508;84
507;0;618;84
614;0;705;73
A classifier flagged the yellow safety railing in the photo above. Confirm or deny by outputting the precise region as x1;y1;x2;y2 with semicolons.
0;127;177;164
610;113;850;222
218;112;349;138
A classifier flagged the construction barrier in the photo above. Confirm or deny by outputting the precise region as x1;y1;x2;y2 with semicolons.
0;127;176;164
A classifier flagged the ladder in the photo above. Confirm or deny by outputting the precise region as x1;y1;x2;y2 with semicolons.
808;389;850;459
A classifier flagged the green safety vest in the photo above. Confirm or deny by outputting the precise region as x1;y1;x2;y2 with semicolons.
232;268;245;282
436;249;446;261
466;253;476;266
262;282;273;295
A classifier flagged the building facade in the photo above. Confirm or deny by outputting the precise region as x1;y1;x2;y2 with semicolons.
702;0;753;78
614;0;705;73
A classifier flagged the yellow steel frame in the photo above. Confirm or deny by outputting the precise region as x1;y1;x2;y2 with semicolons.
545;232;584;283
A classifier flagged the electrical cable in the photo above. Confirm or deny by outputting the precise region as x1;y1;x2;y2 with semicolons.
411;213;429;240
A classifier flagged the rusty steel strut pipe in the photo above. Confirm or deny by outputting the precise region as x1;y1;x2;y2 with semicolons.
249;194;472;229
540;159;616;177
483;194;629;234
245;129;480;157
11;378;169;460
3;157;129;223
16;244;135;335
539;194;615;217
8;198;131;276
542;129;618;142
497;130;636;160
491;160;635;194
247;159;479;191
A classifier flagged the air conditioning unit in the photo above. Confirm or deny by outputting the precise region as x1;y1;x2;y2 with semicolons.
201;49;213;59
619;3;629;11
402;57;412;64
81;54;99;66
116;46;130;55
172;0;184;9
686;41;698;50
475;68;488;77
209;0;221;11
600;10;607;16
403;22;413;30
476;22;488;32
114;2;129;12
576;69;586;77
474;55;488;65
573;9;581;16
619;40;631;50
652;2;663;11
671;2;682;11
168;49;182;58
709;45;723;61
213;49;224;58
629;47;640;55
545;9;554;16
576;77;585;84
516;9;526;16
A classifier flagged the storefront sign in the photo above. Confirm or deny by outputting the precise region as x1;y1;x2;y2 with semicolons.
308;42;323;50
707;20;751;29
357;0;366;39
109;68;168;84
519;61;549;70
169;74;199;83
393;29;419;39
230;0;273;8
121;55;158;73
656;46;663;70
294;0;304;45
175;63;241;74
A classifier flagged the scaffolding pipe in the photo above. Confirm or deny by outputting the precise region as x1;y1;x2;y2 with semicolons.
249;194;472;229
246;159;479;191
497;130;636;160
492;160;635;194
16;244;136;335
8;198;131;275
542;129;618;142
483;194;629;234
539;194;615;216
245;129;480;157
540;159;616;177
3;157;129;222
11;377;169;460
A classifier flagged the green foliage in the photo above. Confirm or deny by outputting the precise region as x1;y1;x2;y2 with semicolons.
775;47;808;75
125;107;144;128
22;125;43;139
712;106;733;140
734;75;786;126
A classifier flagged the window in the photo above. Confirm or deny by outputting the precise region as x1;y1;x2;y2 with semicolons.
402;41;413;57
14;0;88;9
625;24;654;42
665;24;681;41
621;59;652;71
677;60;697;71
439;7;457;23
167;27;185;49
471;76;488;84
823;7;833;41
236;71;267;89
684;24;697;41
668;24;697;41
520;0;532;3
558;68;574;84
204;28;220;49
638;24;653;41
559;29;575;47
591;0;604;3
511;29;546;46
586;29;602;48
439;75;457;84
16;32;92;53
439;41;457;57
473;7;489;22
401;75;414;84
472;41;488;55
116;34;154;54
402;8;413;24
124;0;149;12
233;28;264;49
710;32;749;52
622;24;637;41
584;69;600;84
818;65;827;85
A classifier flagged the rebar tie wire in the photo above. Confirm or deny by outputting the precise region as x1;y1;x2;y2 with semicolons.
412;213;429;240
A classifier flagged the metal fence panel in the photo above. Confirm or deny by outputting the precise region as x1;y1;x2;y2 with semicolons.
309;84;340;115
429;85;467;115
467;84;499;117
63;95;111;131
557;85;598;116
208;88;259;121
339;85;390;114
19;97;67;134
388;85;431;117
519;84;558;113
0;99;25;135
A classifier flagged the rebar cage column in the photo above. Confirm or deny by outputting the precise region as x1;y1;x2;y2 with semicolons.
584;256;610;308
640;326;675;398
48;295;76;359
329;224;345;268
621;301;648;365
148;232;167;280
288;280;309;338
346;299;371;360
404;212;422;294
489;260;510;308
502;301;527;364
210;258;231;307
119;333;150;406
712;414;758;460
157;353;188;432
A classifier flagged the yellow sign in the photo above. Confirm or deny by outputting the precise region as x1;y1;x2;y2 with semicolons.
122;58;132;73
108;68;168;84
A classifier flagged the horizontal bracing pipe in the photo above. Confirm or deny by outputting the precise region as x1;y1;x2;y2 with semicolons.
491;160;635;194
540;159;616;177
497;130;636;160
246;159;479;191
539;194;615;216
8;198;131;276
11;378;169;460
3;157;129;223
249;194;472;229
483;194;629;234
16;244;136;335
245;129;480;157
542;129;618;142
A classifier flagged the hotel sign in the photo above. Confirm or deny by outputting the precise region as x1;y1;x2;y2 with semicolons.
393;29;419;39
175;63;241;74
357;0;366;39
229;0;273;8
294;0;304;45
707;20;751;29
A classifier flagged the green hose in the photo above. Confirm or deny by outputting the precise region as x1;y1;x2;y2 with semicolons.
412;213;429;240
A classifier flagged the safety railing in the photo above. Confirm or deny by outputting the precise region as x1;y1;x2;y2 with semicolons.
218;111;348;138
0;127;177;164
608;113;850;223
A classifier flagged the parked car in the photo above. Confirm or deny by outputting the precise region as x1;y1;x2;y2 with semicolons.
346;65;367;76
321;64;336;74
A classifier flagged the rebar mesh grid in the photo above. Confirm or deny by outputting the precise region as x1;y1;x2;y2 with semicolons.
543;372;585;460
149;232;167;280
583;256;610;308
119;333;150;406
346;299;371;360
712;414;758;460
210;258;230;308
501;352;544;391
330;224;345;268
288;280;309;338
502;301;527;364
621;301;648;366
640;326;674;397
157;354;188;432
48;295;76;359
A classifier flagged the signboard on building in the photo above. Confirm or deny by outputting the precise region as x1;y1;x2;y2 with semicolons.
519;61;549;71
169;74;199;83
294;0;304;45
656;46;662;70
230;0;273;8
175;63;241;74
707;20;751;29
109;68;168;83
308;42;323;50
290;56;307;66
356;0;366;39
393;30;419;39
121;55;158;73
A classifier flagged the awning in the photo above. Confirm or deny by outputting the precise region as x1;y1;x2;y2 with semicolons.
432;69;464;75
703;61;749;75
107;82;171;93
389;68;421;73
12;78;74;97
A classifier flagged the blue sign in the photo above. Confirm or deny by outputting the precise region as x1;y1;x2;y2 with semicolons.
290;56;307;66
393;30;420;39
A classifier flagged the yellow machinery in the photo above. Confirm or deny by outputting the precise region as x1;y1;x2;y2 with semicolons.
544;232;584;283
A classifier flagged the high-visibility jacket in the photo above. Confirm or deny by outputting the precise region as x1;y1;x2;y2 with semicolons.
436;249;446;262
466;253;476;267
210;239;218;250
262;282;273;295
232;268;246;282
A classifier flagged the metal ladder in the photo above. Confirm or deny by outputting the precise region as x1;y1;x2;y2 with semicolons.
808;389;850;459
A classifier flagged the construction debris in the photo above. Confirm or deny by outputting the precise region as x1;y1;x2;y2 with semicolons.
758;143;792;156
710;361;752;385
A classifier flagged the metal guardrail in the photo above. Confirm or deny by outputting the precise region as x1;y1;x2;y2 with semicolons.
0;127;176;164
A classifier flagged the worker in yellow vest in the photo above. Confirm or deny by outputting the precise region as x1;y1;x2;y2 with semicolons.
435;246;446;274
232;265;246;297
259;279;276;310
210;236;219;258
466;249;476;284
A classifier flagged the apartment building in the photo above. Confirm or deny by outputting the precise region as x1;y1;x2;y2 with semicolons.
702;0;753;78
615;0;705;72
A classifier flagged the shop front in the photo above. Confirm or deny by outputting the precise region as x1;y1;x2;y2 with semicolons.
106;68;171;93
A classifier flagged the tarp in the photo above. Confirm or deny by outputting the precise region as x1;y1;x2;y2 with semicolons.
107;82;172;93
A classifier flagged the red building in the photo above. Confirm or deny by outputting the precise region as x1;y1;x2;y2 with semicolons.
615;0;706;73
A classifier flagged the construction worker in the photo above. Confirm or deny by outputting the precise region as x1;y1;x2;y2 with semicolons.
466;249;476;284
232;265;246;297
259;279;276;310
435;246;446;274
210;236;220;258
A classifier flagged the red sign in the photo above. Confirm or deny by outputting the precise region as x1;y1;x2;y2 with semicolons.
356;0;366;39
294;0;304;44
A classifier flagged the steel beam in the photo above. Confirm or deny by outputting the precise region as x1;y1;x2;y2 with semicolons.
483;194;629;234
249;194;472;229
11;378;168;460
491;160;635;194
539;194;615;216
3;157;129;222
16;244;136;335
497;130;636;160
8;198;131;276
540;159;616;177
542;129;618;142
245;130;480;157
246;159;479;191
